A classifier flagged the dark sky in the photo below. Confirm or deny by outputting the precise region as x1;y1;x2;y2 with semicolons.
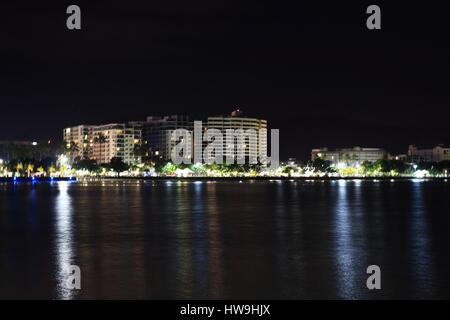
1;1;450;160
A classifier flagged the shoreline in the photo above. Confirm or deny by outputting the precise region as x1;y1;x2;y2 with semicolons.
1;176;448;183
79;176;448;181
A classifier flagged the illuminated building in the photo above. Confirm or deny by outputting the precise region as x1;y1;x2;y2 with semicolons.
92;123;141;164
311;146;386;167
63;125;95;159
63;123;142;164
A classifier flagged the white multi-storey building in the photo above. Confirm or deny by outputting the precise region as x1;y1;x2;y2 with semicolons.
205;109;268;162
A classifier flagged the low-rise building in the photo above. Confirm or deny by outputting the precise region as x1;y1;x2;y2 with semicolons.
311;146;386;167
0;141;37;162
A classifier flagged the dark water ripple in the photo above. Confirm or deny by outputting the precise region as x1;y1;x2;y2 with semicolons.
1;179;450;299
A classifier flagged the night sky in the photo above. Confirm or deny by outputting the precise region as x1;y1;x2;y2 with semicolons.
1;1;450;160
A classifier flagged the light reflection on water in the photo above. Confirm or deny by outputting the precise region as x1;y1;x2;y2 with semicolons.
54;182;76;300
334;180;357;298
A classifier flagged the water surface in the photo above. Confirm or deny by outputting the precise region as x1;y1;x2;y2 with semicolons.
1;179;450;299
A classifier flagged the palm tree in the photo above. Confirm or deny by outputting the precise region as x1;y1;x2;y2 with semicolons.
26;163;34;177
65;141;79;164
94;134;107;164
16;162;23;177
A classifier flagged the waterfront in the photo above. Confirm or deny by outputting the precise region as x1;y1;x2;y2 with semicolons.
1;179;450;299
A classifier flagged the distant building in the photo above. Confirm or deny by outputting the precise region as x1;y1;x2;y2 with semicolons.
408;144;450;162
0;141;37;162
311;146;386;167
205;109;268;161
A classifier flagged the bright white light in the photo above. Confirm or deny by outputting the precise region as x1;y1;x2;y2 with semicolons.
414;170;428;178
32;142;38;146
55;182;75;300
175;168;192;177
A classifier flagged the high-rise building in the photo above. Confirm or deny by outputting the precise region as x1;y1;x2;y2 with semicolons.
140;115;193;160
311;147;386;167
92;123;141;164
205;109;268;161
62;111;269;164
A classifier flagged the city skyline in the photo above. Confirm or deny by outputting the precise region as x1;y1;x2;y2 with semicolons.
1;2;450;160
2;107;448;163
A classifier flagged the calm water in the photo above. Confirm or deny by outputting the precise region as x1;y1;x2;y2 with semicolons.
1;179;450;299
